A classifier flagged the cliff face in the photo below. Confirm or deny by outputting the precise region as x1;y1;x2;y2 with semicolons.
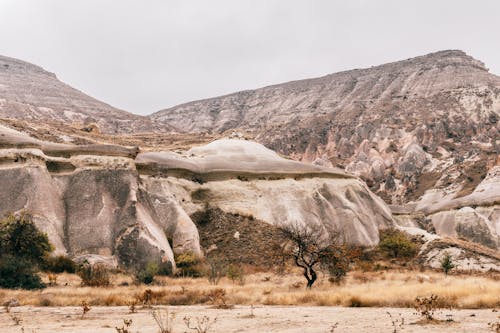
0;124;395;269
0;55;165;134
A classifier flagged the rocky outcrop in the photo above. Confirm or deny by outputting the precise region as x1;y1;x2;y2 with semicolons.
138;139;394;247
0;125;396;269
0;55;168;134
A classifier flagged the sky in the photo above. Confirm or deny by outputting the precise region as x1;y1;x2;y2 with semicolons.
0;0;499;115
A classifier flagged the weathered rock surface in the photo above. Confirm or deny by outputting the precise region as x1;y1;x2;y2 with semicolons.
0;125;396;268
0;55;168;134
138;139;394;247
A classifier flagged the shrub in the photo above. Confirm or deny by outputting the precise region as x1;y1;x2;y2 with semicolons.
0;255;45;289
42;255;77;273
0;213;53;263
378;228;418;258
226;264;244;284
77;262;111;287
134;261;159;285
175;252;205;277
0;213;53;289
414;294;440;320
440;252;455;276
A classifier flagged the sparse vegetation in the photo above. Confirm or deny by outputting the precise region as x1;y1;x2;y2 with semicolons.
184;315;217;333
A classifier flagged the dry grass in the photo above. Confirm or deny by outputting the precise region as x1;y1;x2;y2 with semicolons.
0;270;498;309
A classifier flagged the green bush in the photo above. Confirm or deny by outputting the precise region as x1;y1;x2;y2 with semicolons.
0;213;53;289
77;262;111;287
134;261;159;285
0;255;45;289
378;228;418;258
42;255;77;273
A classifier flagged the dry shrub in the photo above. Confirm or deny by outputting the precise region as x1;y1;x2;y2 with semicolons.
115;319;133;333
414;294;440;320
78;262;111;287
184;315;217;333
207;288;232;309
151;308;176;333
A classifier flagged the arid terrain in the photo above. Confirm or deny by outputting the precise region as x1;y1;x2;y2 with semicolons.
2;305;499;333
1;270;499;332
0;50;498;333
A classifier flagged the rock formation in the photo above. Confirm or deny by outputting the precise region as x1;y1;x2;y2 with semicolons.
153;50;500;250
0;124;394;269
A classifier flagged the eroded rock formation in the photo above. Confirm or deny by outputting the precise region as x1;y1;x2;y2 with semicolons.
0;125;394;269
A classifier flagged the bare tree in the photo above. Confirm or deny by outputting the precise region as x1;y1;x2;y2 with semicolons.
278;223;355;288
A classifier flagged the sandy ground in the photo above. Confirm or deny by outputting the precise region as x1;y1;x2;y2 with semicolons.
0;305;498;333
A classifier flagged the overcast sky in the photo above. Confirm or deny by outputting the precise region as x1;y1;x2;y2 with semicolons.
0;0;499;115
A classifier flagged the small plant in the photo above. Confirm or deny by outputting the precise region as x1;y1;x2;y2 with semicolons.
77;262;110;287
207;259;225;285
440;252;455;276
386;311;404;332
81;301;91;319
151;308;176;333
226;264;245;285
183;315;217;333
414;294;439;321
115;319;133;333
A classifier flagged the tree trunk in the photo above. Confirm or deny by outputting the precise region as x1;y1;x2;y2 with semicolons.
304;267;317;288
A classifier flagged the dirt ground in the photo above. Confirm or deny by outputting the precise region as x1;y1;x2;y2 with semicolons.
1;305;498;333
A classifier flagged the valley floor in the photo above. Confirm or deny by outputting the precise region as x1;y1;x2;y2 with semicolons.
1;305;498;333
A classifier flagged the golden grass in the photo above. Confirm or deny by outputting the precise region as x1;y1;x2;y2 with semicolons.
0;270;498;309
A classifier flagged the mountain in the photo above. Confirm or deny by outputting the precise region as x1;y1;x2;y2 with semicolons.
152;50;500;249
0;55;165;134
152;50;500;201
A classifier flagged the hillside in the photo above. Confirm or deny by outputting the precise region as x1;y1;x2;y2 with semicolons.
0;55;167;133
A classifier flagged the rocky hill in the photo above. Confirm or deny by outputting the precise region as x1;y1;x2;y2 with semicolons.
152;50;500;250
0;55;167;134
152;50;499;198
